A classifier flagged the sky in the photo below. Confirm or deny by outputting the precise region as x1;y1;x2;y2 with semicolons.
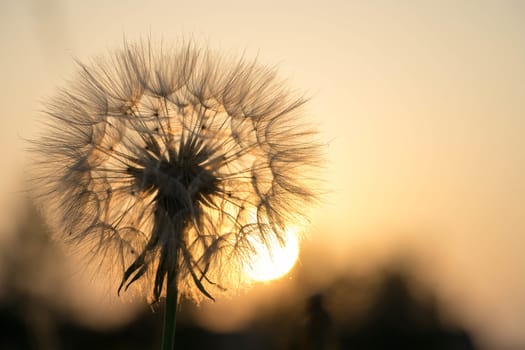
1;1;524;349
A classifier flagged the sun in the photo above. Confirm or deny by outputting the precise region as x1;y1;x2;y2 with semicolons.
245;227;300;282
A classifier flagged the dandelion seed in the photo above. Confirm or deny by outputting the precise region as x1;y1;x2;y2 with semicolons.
31;40;322;305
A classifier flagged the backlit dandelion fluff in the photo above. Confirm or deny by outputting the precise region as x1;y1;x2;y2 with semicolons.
32;40;321;309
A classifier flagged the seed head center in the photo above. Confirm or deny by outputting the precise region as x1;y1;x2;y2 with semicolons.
128;145;219;215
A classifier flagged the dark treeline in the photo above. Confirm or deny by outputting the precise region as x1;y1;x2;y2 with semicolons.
0;203;477;350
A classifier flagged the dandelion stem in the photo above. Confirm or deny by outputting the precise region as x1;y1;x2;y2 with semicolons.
161;268;178;350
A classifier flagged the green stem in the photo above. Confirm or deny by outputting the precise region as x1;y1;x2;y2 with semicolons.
161;268;178;350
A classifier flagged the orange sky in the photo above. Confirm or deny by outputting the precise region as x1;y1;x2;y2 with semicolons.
1;1;524;349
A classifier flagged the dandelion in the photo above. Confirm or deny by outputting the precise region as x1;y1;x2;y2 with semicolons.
32;39;322;349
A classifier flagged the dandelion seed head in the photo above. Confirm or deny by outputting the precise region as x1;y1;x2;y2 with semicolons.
32;40;322;303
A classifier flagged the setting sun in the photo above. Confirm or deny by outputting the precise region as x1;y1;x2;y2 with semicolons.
245;227;300;282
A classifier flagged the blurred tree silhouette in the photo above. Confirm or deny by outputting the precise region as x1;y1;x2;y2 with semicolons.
0;205;478;349
0;202;60;350
337;272;476;350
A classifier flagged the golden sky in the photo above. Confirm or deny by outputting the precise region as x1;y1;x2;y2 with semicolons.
1;1;524;349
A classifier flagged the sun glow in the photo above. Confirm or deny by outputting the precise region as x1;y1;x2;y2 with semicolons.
245;227;300;282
